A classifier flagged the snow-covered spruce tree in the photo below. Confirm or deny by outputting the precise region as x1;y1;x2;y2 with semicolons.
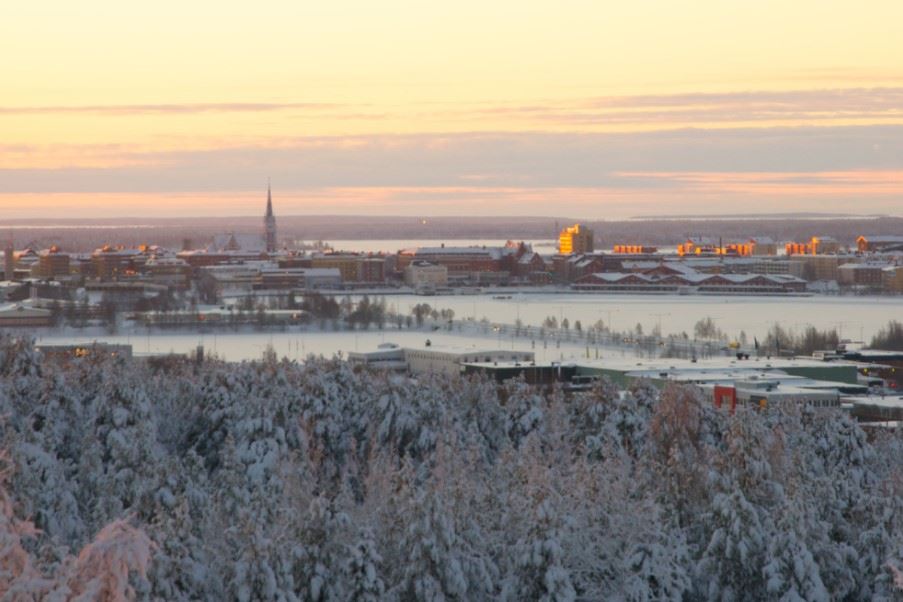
603;379;660;457
773;406;858;598
0;447;154;601
343;527;386;602
87;361;162;525
452;375;509;463
392;488;477;601
591;444;692;602
565;376;621;459
0;335;42;393
146;453;214;600
791;406;896;597
502;498;576;602
761;500;830;602
619;516;692;602
225;525;292;602
647;384;714;540
501;376;546;448
374;385;438;461
696;410;783;601
291;494;352;601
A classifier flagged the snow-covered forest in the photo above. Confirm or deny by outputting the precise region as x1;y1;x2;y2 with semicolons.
2;335;903;600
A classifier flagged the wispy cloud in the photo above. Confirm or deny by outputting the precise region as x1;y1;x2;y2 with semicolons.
3;125;903;192
2;182;901;220
460;87;903;127
0;102;341;116
3;87;902;130
2;125;902;220
2;117;902;218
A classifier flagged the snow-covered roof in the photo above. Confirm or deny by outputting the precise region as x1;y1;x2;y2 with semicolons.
92;247;143;257
749;236;776;245
861;235;903;244
620;260;660;270
407;246;508;260
210;233;267;253
0;304;51;317
144;257;188;267
684;236;716;245
842;395;903;409
838;262;890;270
261;267;341;277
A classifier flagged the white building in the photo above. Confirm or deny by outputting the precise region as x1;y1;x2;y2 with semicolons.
732;379;840;409
403;345;534;377
404;261;448;290
348;343;534;377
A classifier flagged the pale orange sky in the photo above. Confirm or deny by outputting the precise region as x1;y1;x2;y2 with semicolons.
2;1;903;218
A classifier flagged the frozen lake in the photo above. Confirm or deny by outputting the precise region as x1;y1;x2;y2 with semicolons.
35;328;611;364
32;293;902;363
352;292;903;342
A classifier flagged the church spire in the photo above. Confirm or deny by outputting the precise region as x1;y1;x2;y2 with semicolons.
264;180;277;253
266;178;273;217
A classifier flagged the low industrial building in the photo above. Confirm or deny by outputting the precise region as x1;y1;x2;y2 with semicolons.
574;357;861;387
347;343;407;371
199;263;341;297
462;360;578;387
257;267;342;290
0;281;27;303
0;304;53;328
574;266;807;295
842;394;903;423
706;379;841;410
404;346;533;377
348;343;534;377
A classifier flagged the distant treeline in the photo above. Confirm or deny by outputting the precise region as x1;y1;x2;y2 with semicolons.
871;320;903;351
8;215;902;252
763;324;840;356
758;320;903;355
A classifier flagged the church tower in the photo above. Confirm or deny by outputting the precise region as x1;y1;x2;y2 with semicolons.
264;181;277;253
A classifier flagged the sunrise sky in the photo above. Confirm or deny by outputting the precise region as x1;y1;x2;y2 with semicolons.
3;0;903;219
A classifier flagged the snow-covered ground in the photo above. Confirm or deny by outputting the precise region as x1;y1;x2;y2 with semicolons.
35;326;629;363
